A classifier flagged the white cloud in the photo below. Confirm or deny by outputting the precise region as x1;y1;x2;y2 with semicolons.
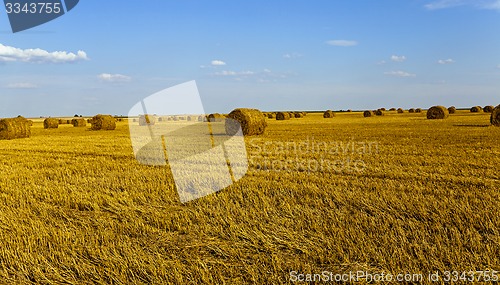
214;70;254;76
425;0;500;10
497;64;500;68
384;70;416;77
377;60;386;65
425;0;464;10
0;43;88;63
6;82;38;89
481;0;500;9
98;73;131;82
211;60;226;66
212;69;290;83
326;40;358;47
283;52;302;59
438;58;455;64
391;55;406;62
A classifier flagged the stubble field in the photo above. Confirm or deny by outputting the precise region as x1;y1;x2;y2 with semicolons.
0;110;498;284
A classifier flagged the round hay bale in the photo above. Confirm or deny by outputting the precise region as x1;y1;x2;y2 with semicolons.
379;108;386;111
28;120;33;126
415;108;422;113
225;108;267;136
198;115;204;122
483;105;494;113
66;119;71;124
0;116;31;140
158;117;163;122
288;112;294;118
276;112;291;120
301;112;307;116
363;110;375;117
389;108;397;111
267;113;275;119
323;110;335;118
71;118;86;127
91;114;116;130
139;114;156;126
44;118;59;129
470;106;482;113
490;105;500;126
375;109;385;116
58;119;64;124
294;112;303;118
347;109;352;112
427;105;449;119
397;108;404;113
448;106;456;114
409;108;415;113
208;113;224;122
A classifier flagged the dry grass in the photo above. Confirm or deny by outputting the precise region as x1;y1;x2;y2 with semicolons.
0;113;498;284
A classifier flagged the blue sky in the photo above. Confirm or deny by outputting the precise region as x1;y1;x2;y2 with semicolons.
1;0;499;117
